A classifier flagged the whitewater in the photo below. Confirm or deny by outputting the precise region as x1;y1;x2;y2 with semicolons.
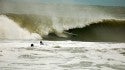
0;2;125;70
0;15;41;39
0;40;125;70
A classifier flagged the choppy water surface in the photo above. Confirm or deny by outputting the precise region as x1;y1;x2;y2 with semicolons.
0;40;125;70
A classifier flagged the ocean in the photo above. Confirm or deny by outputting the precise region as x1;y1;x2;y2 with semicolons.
0;40;125;70
0;3;125;70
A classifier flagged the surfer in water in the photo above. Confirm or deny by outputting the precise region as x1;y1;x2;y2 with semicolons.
40;41;44;45
31;44;34;47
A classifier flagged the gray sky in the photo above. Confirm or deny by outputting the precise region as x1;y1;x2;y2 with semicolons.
1;0;125;6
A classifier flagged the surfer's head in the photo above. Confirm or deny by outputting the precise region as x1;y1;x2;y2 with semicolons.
31;44;34;47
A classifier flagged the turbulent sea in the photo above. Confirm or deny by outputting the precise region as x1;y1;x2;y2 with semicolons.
0;2;125;70
0;40;125;70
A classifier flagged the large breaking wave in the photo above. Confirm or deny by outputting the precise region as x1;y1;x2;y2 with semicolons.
0;4;125;41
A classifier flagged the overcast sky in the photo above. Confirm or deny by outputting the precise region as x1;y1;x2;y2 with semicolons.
1;0;125;6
